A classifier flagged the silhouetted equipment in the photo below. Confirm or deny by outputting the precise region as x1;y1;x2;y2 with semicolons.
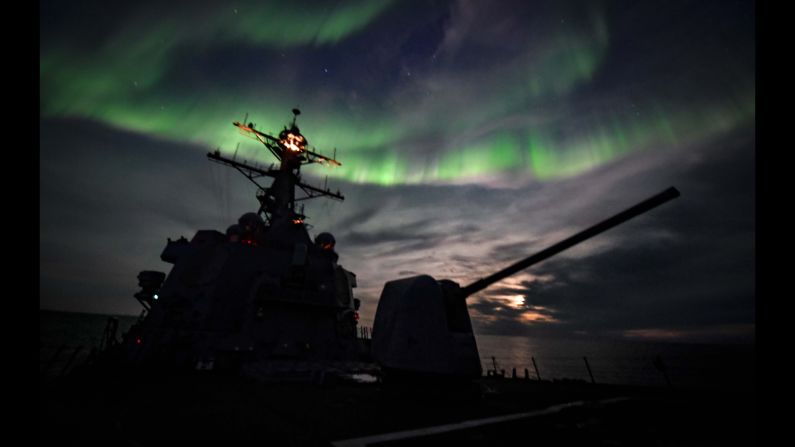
584;356;596;384
315;232;336;251
371;187;680;379
134;271;166;310
121;111;358;375
118;109;680;384
533;356;542;380
99;317;119;351
372;276;481;378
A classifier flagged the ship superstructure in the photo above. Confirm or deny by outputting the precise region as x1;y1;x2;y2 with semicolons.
125;109;363;376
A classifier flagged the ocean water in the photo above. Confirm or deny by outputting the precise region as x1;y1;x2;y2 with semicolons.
40;310;140;377
475;334;755;390
40;310;754;390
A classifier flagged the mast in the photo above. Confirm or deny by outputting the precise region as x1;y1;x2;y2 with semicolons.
207;109;343;225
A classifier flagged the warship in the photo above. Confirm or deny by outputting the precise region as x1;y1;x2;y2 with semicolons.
40;111;755;446
122;109;368;380
114;108;680;382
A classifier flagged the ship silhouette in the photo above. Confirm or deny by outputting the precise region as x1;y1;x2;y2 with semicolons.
40;111;756;447
114;109;680;383
124;110;367;379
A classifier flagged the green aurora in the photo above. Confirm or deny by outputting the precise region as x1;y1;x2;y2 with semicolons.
40;1;754;186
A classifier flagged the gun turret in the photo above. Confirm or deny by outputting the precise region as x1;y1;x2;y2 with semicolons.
371;187;681;380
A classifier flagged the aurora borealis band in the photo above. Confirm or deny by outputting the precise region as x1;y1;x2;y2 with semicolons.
40;0;755;343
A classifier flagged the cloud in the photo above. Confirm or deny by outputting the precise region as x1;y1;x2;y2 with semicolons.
461;128;754;342
40;1;754;345
41;0;753;187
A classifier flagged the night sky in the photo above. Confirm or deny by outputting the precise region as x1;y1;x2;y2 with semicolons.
40;0;755;344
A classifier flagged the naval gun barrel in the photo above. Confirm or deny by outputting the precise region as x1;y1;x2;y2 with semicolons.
459;186;681;298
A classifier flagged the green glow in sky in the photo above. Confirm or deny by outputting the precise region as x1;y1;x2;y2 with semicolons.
225;1;395;46
526;97;754;180
435;133;523;180
523;12;609;99
41;1;394;113
41;2;754;187
308;92;755;186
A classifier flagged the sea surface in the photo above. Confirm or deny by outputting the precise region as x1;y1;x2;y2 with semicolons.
40;310;754;390
475;333;754;390
40;310;140;378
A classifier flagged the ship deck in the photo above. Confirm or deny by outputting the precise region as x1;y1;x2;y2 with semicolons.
40;366;754;446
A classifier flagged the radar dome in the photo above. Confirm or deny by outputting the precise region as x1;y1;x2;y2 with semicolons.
238;212;264;233
315;232;336;251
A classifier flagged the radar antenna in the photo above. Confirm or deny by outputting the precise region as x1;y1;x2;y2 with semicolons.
207;110;343;225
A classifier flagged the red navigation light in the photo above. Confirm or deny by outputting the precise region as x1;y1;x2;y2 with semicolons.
136;338;142;345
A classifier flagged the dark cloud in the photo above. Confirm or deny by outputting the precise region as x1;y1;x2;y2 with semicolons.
467;127;754;342
40;117;254;314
